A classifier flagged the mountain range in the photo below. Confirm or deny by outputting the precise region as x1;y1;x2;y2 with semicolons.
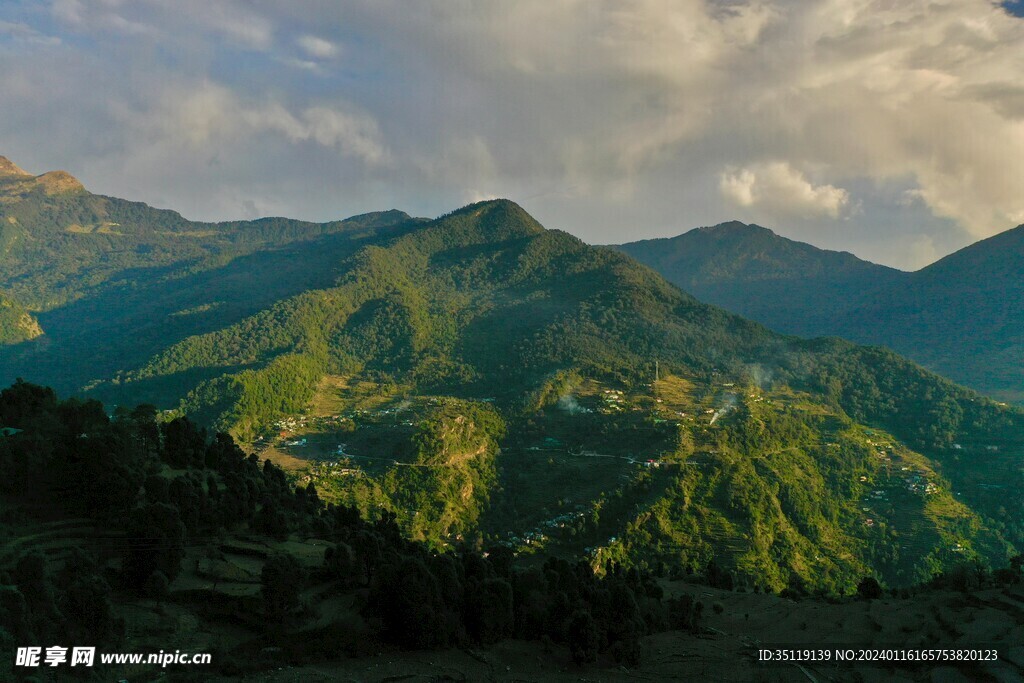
1;156;1023;593
617;222;1024;402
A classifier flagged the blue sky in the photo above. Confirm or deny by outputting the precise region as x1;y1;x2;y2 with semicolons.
2;1;1024;269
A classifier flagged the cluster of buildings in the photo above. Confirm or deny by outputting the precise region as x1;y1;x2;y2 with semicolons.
273;416;309;435
306;460;361;481
901;469;939;495
601;389;627;412
541;509;586;530
503;529;547;548
314;414;351;428
503;507;588;550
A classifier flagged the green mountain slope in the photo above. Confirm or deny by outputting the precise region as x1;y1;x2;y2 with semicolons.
0;291;42;344
81;199;1024;592
836;225;1024;402
0;155;421;394
121;201;778;433
2;164;1022;591
617;222;1024;402
614;222;907;338
0;213;422;400
6;379;1019;681
0;155;417;311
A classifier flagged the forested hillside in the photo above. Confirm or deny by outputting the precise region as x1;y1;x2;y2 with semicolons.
62;198;1024;593
127;200;778;436
3;168;1023;594
618;221;1024;402
0;156;418;311
2;380;1021;680
0;156;421;393
0;291;41;344
836;225;1024;402
615;222;906;338
0;380;695;677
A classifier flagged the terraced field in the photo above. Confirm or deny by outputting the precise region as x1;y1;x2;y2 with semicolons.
0;516;111;570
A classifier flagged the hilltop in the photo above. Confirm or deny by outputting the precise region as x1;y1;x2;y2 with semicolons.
0;155;30;177
0;156;422;378
0;155;84;199
838;224;1024;401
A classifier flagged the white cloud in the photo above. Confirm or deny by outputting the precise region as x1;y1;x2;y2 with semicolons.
318;0;1024;239
50;0;156;36
4;0;1024;265
0;20;61;45
50;0;273;48
133;82;388;166
50;0;84;25
908;234;940;270
297;35;338;59
719;162;850;219
301;107;387;164
279;57;320;72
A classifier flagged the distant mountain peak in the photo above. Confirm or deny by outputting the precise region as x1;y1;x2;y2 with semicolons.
696;221;774;237
434;198;546;240
0;156;31;178
700;220;750;231
449;198;530;218
34;170;84;195
0;156;85;197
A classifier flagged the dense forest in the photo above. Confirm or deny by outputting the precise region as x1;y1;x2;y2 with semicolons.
0;292;40;344
92;202;1024;580
0;170;422;393
615;221;905;340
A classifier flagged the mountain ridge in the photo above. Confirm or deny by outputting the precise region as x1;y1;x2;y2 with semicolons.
0;155;85;197
0;155;31;177
616;219;904;279
0;154;421;315
617;220;1024;401
836;222;1024;400
615;220;906;340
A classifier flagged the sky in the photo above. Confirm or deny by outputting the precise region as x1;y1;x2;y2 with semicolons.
1;1;1024;270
